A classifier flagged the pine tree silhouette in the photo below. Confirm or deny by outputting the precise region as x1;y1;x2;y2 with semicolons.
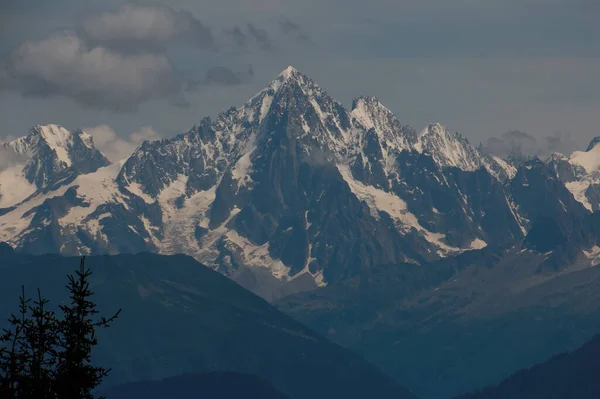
0;257;121;399
0;286;32;397
54;257;121;399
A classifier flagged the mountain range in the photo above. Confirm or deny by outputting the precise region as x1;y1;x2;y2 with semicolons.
3;66;600;301
3;66;600;397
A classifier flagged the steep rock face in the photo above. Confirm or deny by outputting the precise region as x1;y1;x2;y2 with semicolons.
548;138;600;212
480;152;518;182
509;159;589;232
507;158;592;268
545;152;584;183
414;123;482;171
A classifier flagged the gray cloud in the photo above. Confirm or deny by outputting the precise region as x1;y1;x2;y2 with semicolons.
186;65;253;91
205;66;243;85
543;131;578;155
247;23;275;51
0;32;184;111
2;0;599;152
224;23;280;53
227;25;247;48
279;18;311;43
78;3;214;53
482;129;578;159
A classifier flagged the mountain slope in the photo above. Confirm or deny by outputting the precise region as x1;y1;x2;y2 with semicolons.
102;372;292;399
454;333;600;399
0;249;418;399
276;218;600;398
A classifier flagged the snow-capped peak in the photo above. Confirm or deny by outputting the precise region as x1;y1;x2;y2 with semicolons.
414;123;482;171
351;96;393;130
239;66;324;127
8;124;81;166
34;124;74;166
266;65;307;93
350;96;414;151
279;65;299;80
418;123;446;139
2;124;110;192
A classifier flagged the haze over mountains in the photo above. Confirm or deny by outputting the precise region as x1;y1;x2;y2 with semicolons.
3;67;600;398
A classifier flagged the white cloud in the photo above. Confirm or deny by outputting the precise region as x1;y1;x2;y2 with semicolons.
0;149;28;171
0;136;29;170
2;32;183;111
85;124;161;162
78;3;214;53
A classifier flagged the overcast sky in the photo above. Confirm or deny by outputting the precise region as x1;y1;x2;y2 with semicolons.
1;0;599;156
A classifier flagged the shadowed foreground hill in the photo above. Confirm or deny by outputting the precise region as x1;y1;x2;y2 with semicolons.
0;245;417;399
275;242;600;398
102;372;291;399
454;333;600;399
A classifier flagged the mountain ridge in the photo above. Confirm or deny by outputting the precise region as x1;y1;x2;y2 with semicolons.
1;66;599;299
0;250;418;399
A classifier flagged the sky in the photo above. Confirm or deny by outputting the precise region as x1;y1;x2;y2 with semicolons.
1;0;600;157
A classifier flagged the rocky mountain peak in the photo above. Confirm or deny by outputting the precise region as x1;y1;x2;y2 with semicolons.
264;66;319;97
277;65;301;82
350;96;415;153
414;123;482;171
586;136;600;152
2;124;110;192
548;152;569;162
7;124;104;166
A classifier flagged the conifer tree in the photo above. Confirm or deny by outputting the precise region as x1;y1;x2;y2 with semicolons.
54;257;121;399
0;257;121;399
0;286;31;397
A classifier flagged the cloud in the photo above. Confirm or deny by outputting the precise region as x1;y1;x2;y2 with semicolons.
78;3;215;53
85;124;161;162
482;129;578;159
0;32;184;111
205;66;242;85
1;4;300;113
0;143;29;170
186;65;253;91
247;23;275;51
0;135;30;170
226;25;247;48
543;131;578;156
204;66;245;85
279;18;311;43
